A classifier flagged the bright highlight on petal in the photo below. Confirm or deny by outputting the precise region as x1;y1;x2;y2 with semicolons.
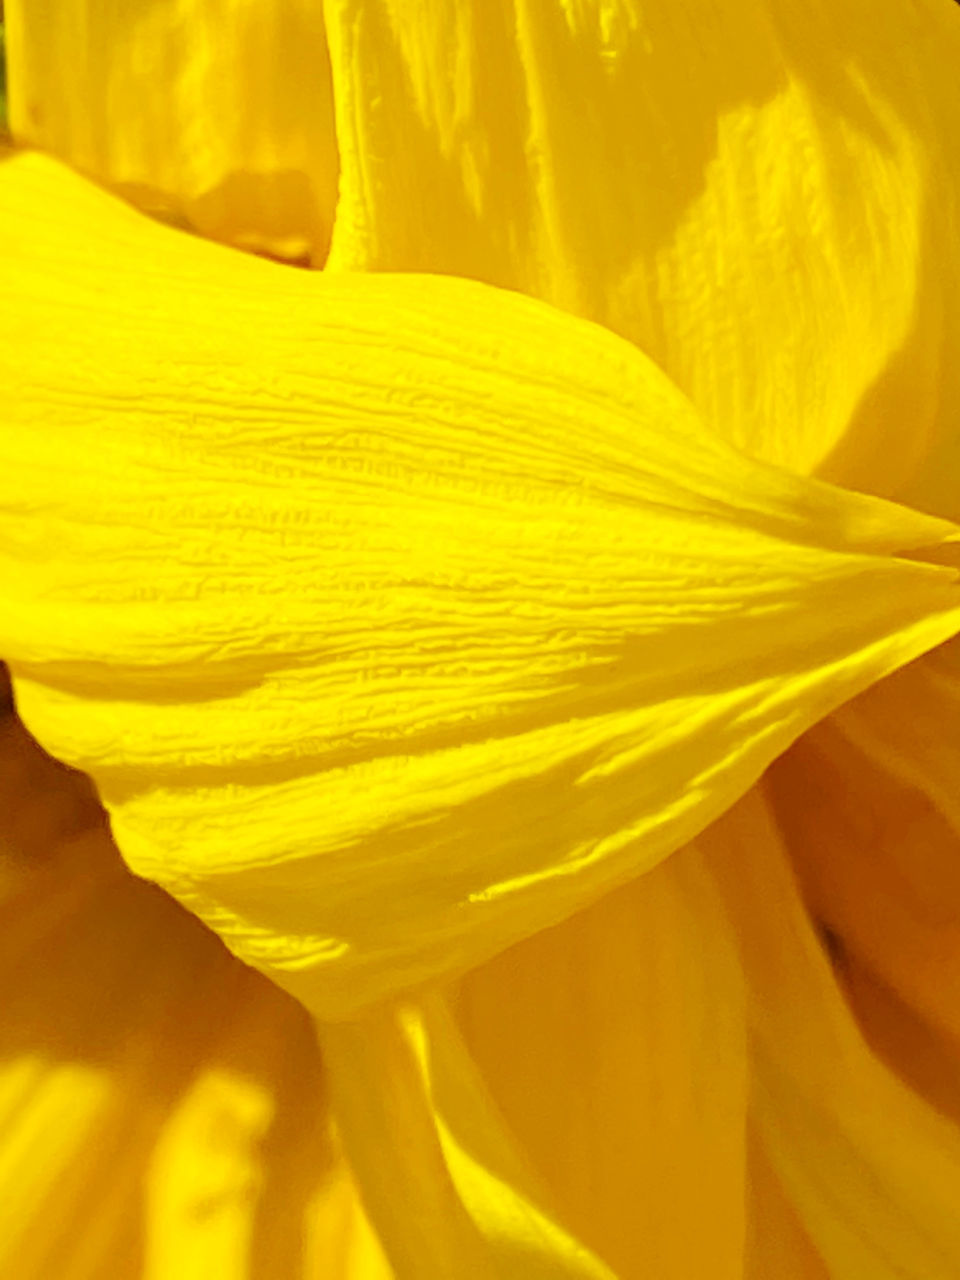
320;999;616;1278
4;0;339;264
2;150;959;1020
323;0;960;516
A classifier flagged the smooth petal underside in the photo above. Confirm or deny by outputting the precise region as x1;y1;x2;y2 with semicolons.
4;0;339;264
323;0;960;516
446;845;748;1279
701;784;960;1279
0;683;389;1280
766;637;960;1118
2;150;960;1019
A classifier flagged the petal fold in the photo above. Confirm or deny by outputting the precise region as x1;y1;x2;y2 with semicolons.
2;150;960;1017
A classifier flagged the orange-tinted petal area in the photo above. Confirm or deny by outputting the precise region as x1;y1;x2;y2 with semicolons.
702;780;960;1278
767;635;960;1121
449;844;748;1279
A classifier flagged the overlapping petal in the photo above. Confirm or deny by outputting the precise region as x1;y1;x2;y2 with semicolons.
4;0;339;263
12;0;960;508
766;636;960;1115
322;0;960;515
0;679;388;1279
447;845;748;1278
702;784;960;1278
2;150;959;1022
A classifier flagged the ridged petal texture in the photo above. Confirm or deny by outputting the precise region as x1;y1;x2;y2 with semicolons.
5;1;960;1270
2;149;960;1027
4;0;339;264
0;671;389;1280
321;0;960;518
9;0;960;510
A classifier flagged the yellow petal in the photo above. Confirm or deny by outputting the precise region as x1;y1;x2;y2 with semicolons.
449;844;747;1278
745;1134;828;1280
323;0;960;514
767;637;960;1051
5;0;338;264
764;636;960;1131
3;150;960;1018
0;695;388;1280
832;956;960;1136
319;996;616;1279
702;783;960;1278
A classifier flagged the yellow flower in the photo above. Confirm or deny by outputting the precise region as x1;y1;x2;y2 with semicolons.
2;1;960;1276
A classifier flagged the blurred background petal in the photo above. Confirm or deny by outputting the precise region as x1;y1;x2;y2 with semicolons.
766;636;960;1124
4;0;338;264
0;667;389;1279
446;844;749;1279
703;783;960;1279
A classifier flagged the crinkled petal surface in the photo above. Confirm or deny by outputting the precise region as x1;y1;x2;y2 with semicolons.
2;151;960;1019
5;0;339;263
0;677;389;1280
322;0;960;516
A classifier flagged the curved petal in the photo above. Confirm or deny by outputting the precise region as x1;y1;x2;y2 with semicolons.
448;845;748;1279
0;691;388;1279
745;1135;829;1280
4;0;338;264
765;635;960;1112
322;0;960;514
320;997;616;1279
701;783;960;1278
2;151;960;1019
